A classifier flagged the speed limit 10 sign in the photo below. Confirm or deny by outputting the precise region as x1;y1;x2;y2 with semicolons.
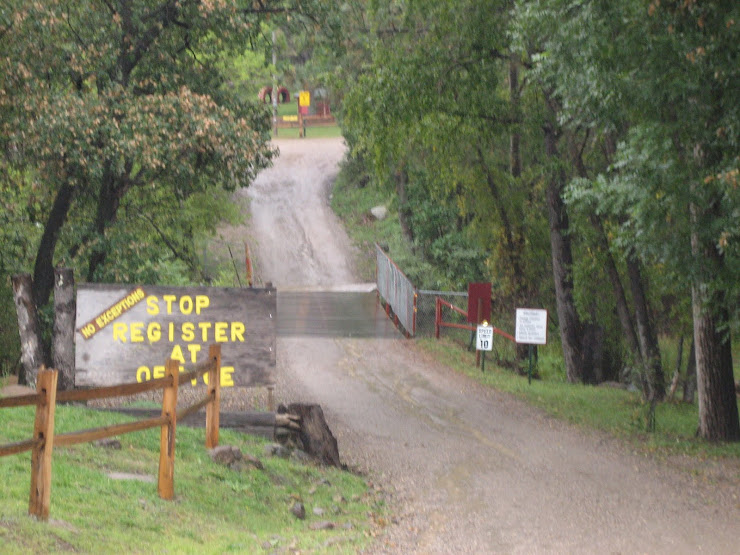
476;325;493;351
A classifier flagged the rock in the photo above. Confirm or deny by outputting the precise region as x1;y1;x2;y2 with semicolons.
209;445;242;466
291;449;312;463
230;454;264;472
309;521;335;531
94;438;122;450
313;507;325;516
291;502;306;520
264;443;291;459
370;205;388;220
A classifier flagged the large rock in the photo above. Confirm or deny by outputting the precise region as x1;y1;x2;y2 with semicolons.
370;205;388;221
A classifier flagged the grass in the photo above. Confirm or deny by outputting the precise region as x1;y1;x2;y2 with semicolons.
330;160;740;462
0;406;384;553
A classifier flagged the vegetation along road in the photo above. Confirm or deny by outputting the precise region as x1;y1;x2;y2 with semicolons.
242;137;739;554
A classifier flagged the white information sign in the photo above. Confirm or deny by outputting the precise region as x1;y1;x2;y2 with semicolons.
515;308;548;345
476;325;494;351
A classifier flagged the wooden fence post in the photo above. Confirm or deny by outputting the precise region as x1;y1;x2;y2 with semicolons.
205;344;221;449
29;368;58;520
158;359;179;500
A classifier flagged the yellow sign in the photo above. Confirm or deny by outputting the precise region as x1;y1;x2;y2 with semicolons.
282;115;299;122
299;90;311;107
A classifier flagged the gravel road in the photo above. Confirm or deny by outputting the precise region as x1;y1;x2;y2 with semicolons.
238;137;740;554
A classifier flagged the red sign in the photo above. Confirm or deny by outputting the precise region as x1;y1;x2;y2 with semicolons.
467;282;491;323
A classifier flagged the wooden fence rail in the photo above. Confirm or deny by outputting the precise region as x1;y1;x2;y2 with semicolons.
0;344;221;520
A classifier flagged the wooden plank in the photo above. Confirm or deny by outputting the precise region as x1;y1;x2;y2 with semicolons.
205;344;221;449
54;415;169;447
29;369;58;521
0;393;41;408
56;376;172;403
176;395;212;421
158;359;178;500
0;438;40;457
75;284;276;388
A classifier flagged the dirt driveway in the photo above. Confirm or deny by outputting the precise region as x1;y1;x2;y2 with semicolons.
242;137;740;554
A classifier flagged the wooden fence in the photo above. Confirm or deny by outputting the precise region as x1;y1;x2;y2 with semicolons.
0;344;222;521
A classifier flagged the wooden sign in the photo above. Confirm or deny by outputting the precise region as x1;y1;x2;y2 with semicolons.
75;284;276;388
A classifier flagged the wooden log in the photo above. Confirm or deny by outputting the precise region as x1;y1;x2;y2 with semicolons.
158;359;179;500
56;376;172;403
12;274;46;387
29;369;58;520
0;438;41;457
52;268;76;391
281;403;341;467
0;393;41;409
54;415;169;447
205;345;221;449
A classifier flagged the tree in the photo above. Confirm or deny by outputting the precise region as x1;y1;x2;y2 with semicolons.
1;1;328;376
543;0;739;439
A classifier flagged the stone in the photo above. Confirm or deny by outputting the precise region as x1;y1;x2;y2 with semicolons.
209;445;242;466
291;502;306;520
264;443;291;459
309;521;335;531
313;507;325;516
94;438;122;450
280;404;341;467
370;205;388;220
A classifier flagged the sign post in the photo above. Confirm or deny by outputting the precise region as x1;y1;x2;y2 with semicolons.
476;321;493;372
515;308;547;384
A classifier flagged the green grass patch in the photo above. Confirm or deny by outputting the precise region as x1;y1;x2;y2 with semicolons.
0;406;383;553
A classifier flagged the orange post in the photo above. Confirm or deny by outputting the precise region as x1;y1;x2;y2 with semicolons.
158;359;179;500
29;368;58;520
205;344;221;449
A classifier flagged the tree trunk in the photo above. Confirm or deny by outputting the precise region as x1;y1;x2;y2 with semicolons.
668;335;684;401
395;165;414;244
683;338;696;404
12;274;47;386
87;168;131;281
691;290;740;440
543;117;587;383
626;254;665;400
33;182;75;308
52;268;76;391
591;215;641;366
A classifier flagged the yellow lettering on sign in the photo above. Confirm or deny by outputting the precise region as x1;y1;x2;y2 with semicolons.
231;322;245;342
221;366;235;387
198;322;212;342
130;322;144;343
196;295;209;314
113;322;128;343
147;322;161;343
215;322;228;342
187;344;201;362
136;366;151;383
163;295;176;314
170;345;185;363
182;322;195;342
147;295;159;315
153;365;165;379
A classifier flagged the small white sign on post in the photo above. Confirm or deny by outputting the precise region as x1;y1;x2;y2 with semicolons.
515;308;548;345
476;324;494;351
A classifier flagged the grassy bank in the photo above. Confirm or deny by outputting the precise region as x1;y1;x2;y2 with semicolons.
331;162;740;461
0;405;382;553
